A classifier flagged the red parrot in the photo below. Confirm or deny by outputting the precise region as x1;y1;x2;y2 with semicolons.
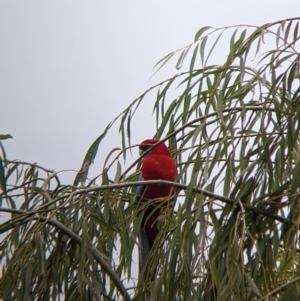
136;139;177;278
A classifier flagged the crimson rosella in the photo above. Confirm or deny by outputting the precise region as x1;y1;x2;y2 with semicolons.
136;139;177;278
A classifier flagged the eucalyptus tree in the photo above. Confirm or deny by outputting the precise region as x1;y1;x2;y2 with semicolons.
1;17;300;301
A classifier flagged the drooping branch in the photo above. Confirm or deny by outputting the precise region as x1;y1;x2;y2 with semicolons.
0;207;131;301
2;179;288;226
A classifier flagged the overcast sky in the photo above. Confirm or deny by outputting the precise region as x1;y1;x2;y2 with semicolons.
1;0;299;182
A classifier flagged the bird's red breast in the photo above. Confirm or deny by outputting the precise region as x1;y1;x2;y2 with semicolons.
138;139;177;244
139;139;176;201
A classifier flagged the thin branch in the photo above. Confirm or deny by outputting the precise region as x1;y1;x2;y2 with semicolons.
257;276;300;301
27;179;288;225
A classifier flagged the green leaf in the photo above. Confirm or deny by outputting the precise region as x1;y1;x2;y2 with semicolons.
194;26;212;41
74;121;115;186
205;30;224;66
245;273;262;297
153;51;175;73
0;134;13;140
190;44;199;73
200;35;208;66
284;20;293;45
114;160;122;183
176;45;191;70
293;21;299;43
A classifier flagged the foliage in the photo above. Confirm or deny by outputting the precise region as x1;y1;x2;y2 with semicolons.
1;17;300;300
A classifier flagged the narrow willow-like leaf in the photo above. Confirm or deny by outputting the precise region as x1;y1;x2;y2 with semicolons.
274;53;295;69
230;28;239;54
276;25;281;48
0;134;13;140
234;28;247;54
0;158;6;199
114;160;122;183
239;55;245;82
191;123;205;147
255;34;262;57
200;35;208;66
284;20;293;45
74;121;114;185
216;92;225;124
176;45;192;70
287;62;297;93
205;30;224;66
126;109;132;148
153;51;175;73
293;21;299;44
156;99;179;139
281;19;287;31
190;44;199;73
194;26;212;42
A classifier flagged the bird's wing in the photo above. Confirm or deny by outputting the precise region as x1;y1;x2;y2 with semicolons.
135;171;145;203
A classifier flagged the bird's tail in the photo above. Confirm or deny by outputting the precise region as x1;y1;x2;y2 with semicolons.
138;227;152;281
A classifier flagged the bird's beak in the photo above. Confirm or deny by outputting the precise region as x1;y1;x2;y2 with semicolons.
139;149;143;156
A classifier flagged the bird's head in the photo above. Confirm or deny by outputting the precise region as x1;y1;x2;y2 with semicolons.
138;139;171;156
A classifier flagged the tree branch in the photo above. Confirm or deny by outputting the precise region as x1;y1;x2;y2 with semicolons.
48;179;288;224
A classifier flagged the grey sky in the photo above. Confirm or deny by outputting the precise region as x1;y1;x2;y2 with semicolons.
1;0;298;181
